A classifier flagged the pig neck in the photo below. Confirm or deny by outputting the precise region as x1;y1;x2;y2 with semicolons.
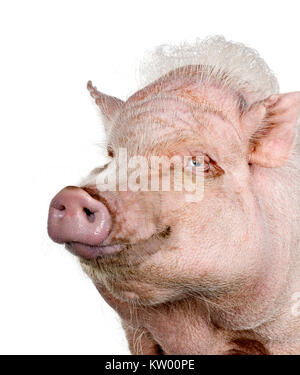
135;259;300;354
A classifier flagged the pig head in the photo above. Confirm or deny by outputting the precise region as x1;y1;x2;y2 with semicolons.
48;37;300;354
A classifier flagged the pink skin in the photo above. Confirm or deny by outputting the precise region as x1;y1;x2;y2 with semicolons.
48;67;300;354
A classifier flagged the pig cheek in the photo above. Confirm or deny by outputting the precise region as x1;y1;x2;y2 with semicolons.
110;194;159;244
190;192;268;278
152;192;263;285
111;213;157;244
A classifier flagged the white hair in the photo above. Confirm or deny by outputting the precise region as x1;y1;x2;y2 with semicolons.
138;35;279;105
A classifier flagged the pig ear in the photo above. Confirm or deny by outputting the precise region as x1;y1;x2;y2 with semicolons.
87;81;124;121
243;92;300;168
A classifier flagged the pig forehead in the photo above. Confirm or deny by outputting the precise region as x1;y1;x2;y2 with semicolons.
116;95;199;132
110;93;243;155
112;76;242;139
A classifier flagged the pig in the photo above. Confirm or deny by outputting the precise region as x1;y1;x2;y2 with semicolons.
48;36;300;354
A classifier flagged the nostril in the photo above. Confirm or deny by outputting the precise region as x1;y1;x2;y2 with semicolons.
51;201;66;219
83;207;94;216
51;204;66;219
83;207;96;223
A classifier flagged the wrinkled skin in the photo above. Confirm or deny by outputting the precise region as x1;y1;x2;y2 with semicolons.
48;61;300;354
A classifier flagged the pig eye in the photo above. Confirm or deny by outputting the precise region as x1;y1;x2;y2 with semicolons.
184;154;224;178
185;156;210;173
191;159;203;168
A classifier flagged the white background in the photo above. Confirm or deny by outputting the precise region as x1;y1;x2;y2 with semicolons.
0;0;299;355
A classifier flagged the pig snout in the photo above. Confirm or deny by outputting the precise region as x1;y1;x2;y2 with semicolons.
47;186;117;259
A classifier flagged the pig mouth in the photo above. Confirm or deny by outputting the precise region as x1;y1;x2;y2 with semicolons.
65;241;126;260
67;225;172;261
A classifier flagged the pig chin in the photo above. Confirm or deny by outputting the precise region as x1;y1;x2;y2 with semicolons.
80;241;183;305
80;258;176;305
82;259;170;304
78;229;176;305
